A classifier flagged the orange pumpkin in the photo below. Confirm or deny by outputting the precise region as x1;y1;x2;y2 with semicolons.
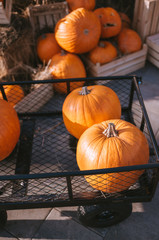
55;8;101;54
119;12;131;29
94;7;122;38
0;99;20;161
62;85;121;139
49;50;86;93
0;85;24;107
117;28;142;54
87;41;117;64
76;119;149;193
37;33;61;64
66;0;95;11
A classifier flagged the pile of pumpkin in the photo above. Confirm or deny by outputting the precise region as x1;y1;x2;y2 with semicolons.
35;1;149;193
0;0;148;195
62;84;149;193
36;0;143;94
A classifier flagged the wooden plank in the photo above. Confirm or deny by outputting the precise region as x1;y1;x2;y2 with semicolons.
96;56;146;76
94;62;146;78
147;55;159;67
135;0;144;34
132;0;141;30
28;2;69;34
82;44;147;76
133;0;159;42
150;0;159;34
140;0;155;41
148;48;159;60
96;45;147;73
146;34;159;52
0;0;12;24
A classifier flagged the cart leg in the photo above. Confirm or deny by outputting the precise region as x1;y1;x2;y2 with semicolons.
77;202;132;228
0;210;7;228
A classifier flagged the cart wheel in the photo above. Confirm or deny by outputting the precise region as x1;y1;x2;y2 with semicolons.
0;210;7;228
77;202;132;228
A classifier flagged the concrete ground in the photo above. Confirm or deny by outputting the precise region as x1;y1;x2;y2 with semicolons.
0;60;159;240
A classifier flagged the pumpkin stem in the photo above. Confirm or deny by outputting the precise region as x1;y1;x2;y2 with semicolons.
79;86;91;95
60;49;67;56
103;123;118;137
84;29;89;35
98;42;106;48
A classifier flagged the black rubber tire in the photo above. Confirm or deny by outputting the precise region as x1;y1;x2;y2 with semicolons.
0;210;7;228
77;202;132;228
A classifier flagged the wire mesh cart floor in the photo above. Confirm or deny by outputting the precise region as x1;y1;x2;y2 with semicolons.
0;76;159;228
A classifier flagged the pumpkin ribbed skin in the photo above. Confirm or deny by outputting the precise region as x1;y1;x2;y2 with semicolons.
76;119;149;193
0;99;20;161
0;85;24;107
117;28;142;54
37;33;61;64
88;41;117;64
66;0;96;11
62;85;121;139
94;7;122;38
55;8;101;54
49;50;86;93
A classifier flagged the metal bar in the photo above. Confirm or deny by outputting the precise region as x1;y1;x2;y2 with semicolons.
0;194;153;211
140;115;145;131
66;176;73;201
0;85;8;101
0;76;136;86
1;163;159;181
128;79;135;111
12;119;35;196
133;76;159;160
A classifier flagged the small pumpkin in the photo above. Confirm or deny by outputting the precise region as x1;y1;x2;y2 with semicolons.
62;85;121;139
49;50;86;93
94;7;122;38
0;85;24;107
66;0;95;11
37;33;61;64
0;99;20;161
119;12;131;29
55;8;101;54
76;119;149;193
87;40;117;64
117;28;142;54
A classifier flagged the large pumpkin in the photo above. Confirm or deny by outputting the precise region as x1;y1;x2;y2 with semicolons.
0;85;24;107
49;50;86;93
0;99;20;161
55;8;101;54
62;85;121;139
37;33;61;64
117;28;142;54
76;119;149;193
87;40;117;64
94;7;122;38
66;0;96;11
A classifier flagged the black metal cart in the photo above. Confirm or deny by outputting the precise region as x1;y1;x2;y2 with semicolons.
0;76;159;228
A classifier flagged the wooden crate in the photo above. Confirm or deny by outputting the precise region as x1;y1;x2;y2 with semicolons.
146;33;159;68
0;0;12;25
28;1;69;35
133;0;159;42
81;44;148;77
